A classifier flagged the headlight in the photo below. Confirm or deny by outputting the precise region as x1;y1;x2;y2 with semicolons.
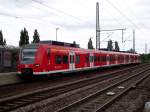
34;64;40;67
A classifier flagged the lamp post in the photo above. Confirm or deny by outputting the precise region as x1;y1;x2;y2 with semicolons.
56;27;59;41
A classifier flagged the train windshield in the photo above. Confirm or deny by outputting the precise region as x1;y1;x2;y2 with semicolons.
21;47;38;64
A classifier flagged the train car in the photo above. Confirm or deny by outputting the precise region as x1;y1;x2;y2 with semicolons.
0;45;18;72
17;41;140;77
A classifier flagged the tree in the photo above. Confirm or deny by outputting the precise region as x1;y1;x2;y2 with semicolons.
19;28;29;47
107;39;113;51
24;28;29;45
32;29;40;43
73;41;76;45
88;38;94;49
19;30;24;47
3;39;6;45
0;30;3;45
140;54;150;63
0;30;6;45
127;48;135;53
114;41;119;51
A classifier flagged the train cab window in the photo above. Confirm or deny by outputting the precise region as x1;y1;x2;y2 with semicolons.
63;55;68;64
76;55;80;64
56;55;62;64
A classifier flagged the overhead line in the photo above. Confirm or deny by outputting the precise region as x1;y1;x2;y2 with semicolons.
105;0;140;29
32;0;84;23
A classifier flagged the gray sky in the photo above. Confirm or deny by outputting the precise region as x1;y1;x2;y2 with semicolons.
0;0;149;53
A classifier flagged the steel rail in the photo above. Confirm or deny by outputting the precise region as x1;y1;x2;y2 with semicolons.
0;64;148;112
56;68;150;112
0;64;142;103
95;73;150;112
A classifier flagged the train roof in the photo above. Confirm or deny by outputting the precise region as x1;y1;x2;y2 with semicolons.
43;44;138;56
23;43;139;56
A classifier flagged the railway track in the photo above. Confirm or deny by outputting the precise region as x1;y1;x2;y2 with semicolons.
0;64;135;98
0;64;149;112
56;67;150;112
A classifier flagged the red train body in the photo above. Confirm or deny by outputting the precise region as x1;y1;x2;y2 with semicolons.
17;43;140;76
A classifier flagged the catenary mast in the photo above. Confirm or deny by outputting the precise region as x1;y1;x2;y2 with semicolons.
96;2;100;49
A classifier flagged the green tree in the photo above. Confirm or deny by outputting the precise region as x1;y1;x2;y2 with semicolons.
107;39;113;51
114;41;119;51
32;29;40;43
88;38;94;49
73;41;76;45
24;28;29;45
19;28;29;47
140;54;150;63
3;39;6;45
127;48;135;53
0;30;7;45
19;30;25;47
0;30;3;45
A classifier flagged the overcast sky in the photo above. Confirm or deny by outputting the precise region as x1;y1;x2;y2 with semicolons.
0;0;149;53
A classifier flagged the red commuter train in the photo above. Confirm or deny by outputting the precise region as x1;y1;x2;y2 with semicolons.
17;41;140;77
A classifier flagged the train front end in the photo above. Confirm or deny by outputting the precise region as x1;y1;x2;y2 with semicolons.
17;44;42;78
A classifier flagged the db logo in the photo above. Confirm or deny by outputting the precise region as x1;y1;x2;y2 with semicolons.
25;65;29;68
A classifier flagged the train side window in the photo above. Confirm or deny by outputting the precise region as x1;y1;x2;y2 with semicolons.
109;56;112;62
112;56;114;61
97;56;99;62
118;56;121;61
101;56;104;62
86;55;89;63
46;48;50;58
94;56;96;62
101;56;106;62
0;53;1;64
96;56;98;62
56;55;62;64
70;55;71;63
76;55;80;64
106;56;110;62
63;55;68;64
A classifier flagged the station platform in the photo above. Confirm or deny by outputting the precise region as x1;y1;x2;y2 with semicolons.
0;72;21;86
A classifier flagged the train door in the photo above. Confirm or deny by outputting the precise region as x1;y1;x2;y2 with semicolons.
124;55;126;64
129;55;131;63
106;54;110;65
69;52;75;70
115;55;118;64
90;53;94;68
